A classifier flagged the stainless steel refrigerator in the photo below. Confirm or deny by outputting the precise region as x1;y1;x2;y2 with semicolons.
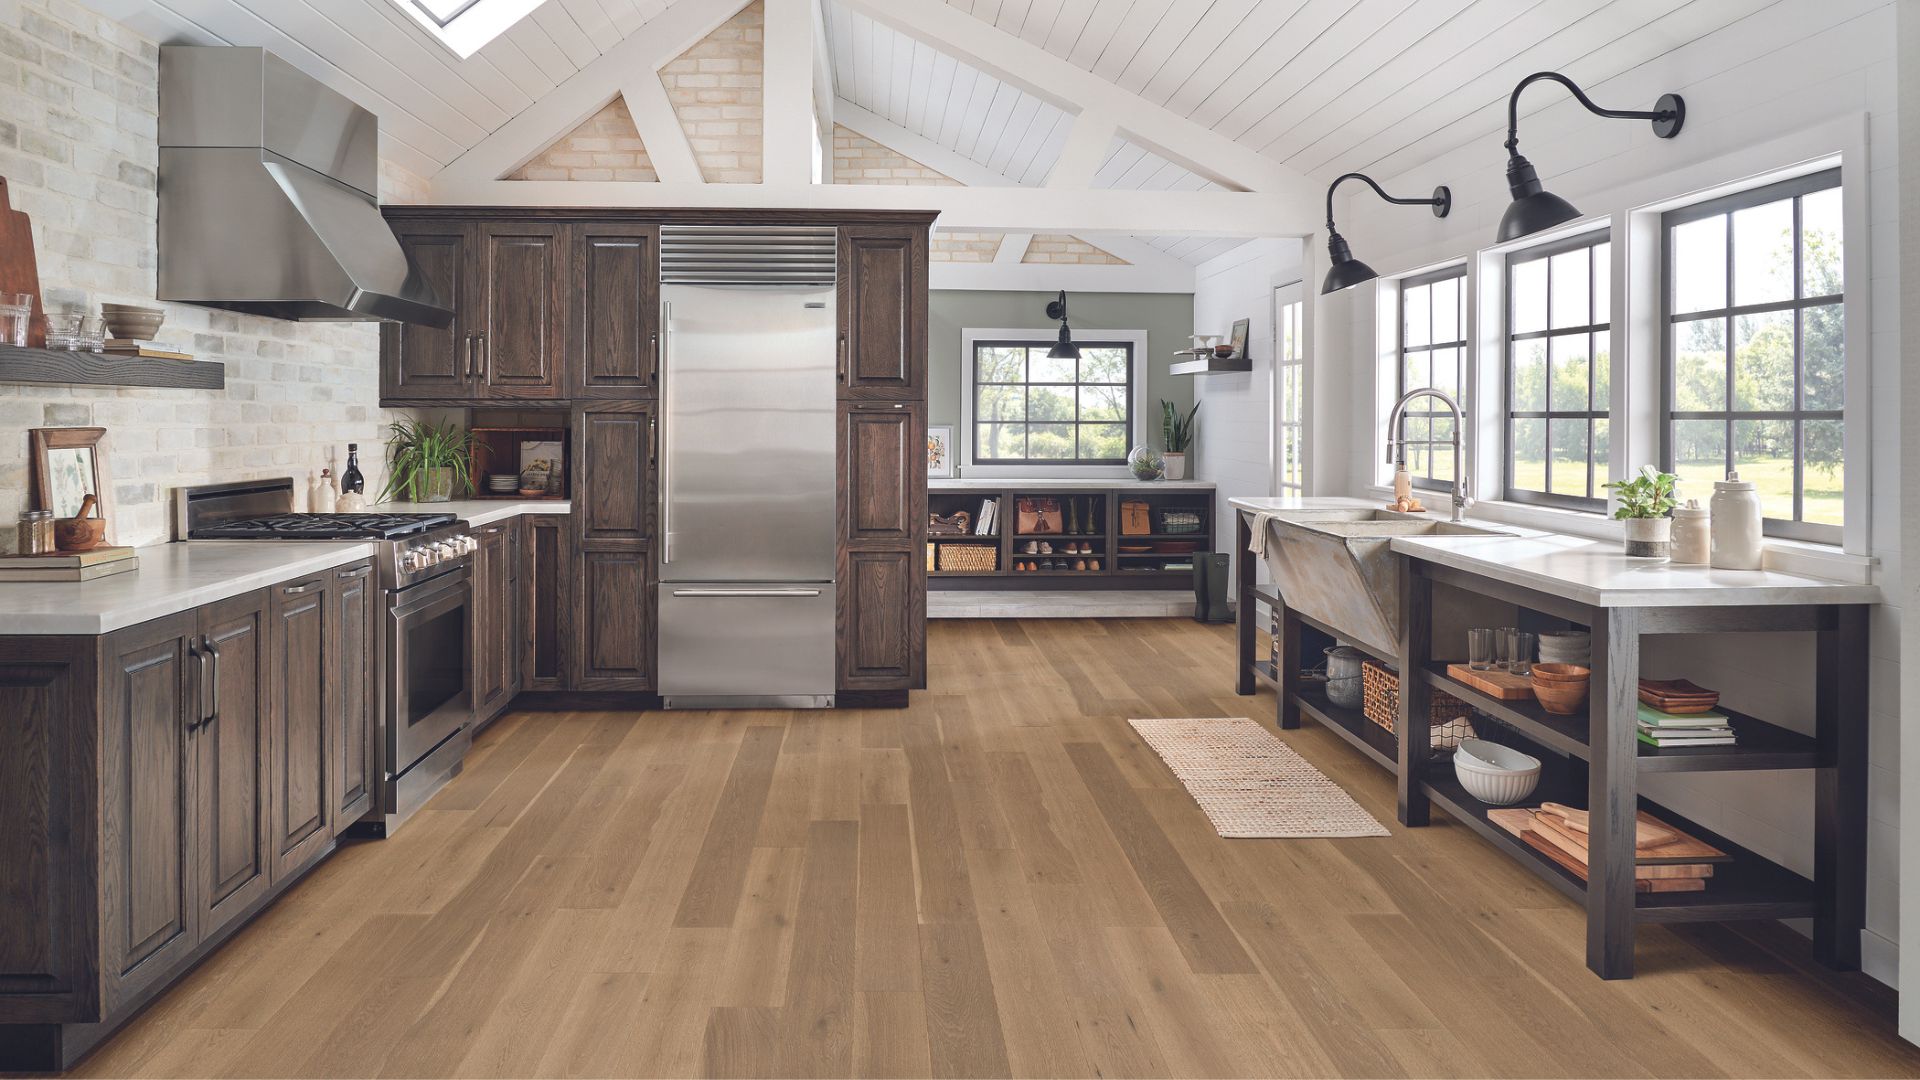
656;226;839;708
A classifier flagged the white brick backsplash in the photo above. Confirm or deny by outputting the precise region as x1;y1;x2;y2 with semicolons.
0;0;423;551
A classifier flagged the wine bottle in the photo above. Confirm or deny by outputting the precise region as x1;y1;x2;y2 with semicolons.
340;443;365;494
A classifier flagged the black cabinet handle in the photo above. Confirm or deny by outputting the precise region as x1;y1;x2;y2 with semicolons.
203;636;221;728
837;330;848;382
649;329;659;384
189;641;207;730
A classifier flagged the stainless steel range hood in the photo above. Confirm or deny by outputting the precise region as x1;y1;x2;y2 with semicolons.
157;46;454;327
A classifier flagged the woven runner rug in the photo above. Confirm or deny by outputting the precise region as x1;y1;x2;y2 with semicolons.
1128;717;1390;839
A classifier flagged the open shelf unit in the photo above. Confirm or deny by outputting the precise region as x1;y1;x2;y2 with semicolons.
928;483;1213;590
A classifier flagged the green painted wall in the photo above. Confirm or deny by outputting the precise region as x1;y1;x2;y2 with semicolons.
927;290;1196;465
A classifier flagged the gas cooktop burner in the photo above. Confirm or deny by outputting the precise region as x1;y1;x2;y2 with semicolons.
192;512;457;541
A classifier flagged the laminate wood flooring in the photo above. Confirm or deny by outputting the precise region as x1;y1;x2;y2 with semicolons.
68;619;1919;1079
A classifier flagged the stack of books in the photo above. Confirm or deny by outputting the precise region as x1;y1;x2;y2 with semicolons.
1489;802;1728;893
0;546;139;582
1638;702;1736;748
972;497;998;536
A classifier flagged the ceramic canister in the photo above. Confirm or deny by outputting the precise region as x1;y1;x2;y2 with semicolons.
1671;501;1711;565
1710;472;1764;570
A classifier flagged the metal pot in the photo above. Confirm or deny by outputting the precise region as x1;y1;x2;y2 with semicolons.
1324;645;1367;709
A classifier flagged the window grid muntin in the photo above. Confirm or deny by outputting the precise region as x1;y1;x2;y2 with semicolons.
970;339;1134;466
1396;266;1468;491
1503;230;1611;509
1278;296;1306;494
1660;168;1844;542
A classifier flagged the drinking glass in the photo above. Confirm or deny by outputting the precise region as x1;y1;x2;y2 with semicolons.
44;312;81;351
1467;629;1496;671
79;316;106;353
1492;626;1516;668
1507;630;1537;675
0;292;30;346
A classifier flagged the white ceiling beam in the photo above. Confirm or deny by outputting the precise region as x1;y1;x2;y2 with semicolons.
994;233;1032;263
427;176;1314;236
833;0;1314;203
932;260;1195;294
763;0;817;184
436;0;744;184
620;76;704;184
1044;110;1117;188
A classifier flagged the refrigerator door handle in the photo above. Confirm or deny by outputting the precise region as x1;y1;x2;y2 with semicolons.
659;298;672;565
671;588;824;598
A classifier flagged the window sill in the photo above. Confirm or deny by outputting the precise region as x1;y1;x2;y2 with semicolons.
1361;487;1876;584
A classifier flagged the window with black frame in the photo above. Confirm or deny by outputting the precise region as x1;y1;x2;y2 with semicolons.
1505;231;1611;507
1396;267;1467;489
971;340;1132;465
1662;168;1844;541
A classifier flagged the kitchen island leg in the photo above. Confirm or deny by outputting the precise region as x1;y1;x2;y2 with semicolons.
1814;603;1869;970
1587;607;1641;979
1396;564;1431;827
1235;511;1255;696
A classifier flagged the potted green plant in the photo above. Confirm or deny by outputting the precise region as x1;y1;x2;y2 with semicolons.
378;418;477;503
1161;399;1199;481
1603;465;1679;558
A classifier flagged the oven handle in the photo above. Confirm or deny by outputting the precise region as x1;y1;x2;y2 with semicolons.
390;565;470;621
672;588;822;598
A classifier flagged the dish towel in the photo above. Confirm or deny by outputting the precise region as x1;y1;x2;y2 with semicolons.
1247;511;1284;559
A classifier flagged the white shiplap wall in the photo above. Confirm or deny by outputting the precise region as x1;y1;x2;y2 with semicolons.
1271;0;1905;989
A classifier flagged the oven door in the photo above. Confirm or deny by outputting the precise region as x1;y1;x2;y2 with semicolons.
387;565;472;777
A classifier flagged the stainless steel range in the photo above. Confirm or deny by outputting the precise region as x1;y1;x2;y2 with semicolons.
177;478;477;834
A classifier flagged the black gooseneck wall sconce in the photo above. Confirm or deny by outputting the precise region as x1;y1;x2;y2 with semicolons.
1320;173;1451;295
1498;72;1685;242
1044;290;1079;360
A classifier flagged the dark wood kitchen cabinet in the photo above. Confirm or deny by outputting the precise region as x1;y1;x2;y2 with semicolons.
192;591;272;943
572;222;659;397
381;221;472;401
574;544;653;690
472;521;521;723
575;401;653;542
838;548;924;689
521;514;571;691
329;559;377;828
267;574;333;882
572;400;655;690
841;402;924;543
838;224;927;399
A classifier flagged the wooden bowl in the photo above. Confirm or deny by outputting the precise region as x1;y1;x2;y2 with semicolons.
54;515;106;551
1530;663;1591;684
1532;680;1590;715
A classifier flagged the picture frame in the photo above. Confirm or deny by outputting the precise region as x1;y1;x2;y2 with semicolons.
927;424;954;478
30;427;114;541
1228;317;1250;359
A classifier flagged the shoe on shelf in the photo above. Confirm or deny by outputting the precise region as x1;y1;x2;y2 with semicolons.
1023;541;1039;555
1040;542;1054;555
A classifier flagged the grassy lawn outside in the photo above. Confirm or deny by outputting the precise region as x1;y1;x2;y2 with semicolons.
1509;455;1841;525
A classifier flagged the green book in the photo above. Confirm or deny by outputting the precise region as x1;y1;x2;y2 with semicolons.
1637;702;1728;727
1639;730;1736;749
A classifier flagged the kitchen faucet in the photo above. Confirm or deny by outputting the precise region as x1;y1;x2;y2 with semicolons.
1384;388;1472;523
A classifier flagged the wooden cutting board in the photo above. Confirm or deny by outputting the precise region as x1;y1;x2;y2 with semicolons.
0;177;45;347
1488;810;1709;891
1531;815;1712;879
1532;804;1730;865
1446;663;1534;700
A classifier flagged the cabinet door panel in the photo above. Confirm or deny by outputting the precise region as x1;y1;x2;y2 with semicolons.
472;523;517;720
838;225;926;398
380;223;470;401
100;612;197;1012
841;404;924;543
576;404;653;542
269;577;332;880
329;561;376;828
838;549;923;689
574;224;659;397
523;515;571;691
478;222;566;397
575;546;652;690
194;590;269;939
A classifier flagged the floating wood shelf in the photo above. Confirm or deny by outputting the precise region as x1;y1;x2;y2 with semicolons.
0;343;225;390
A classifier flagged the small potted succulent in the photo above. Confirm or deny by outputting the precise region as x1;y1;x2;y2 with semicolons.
1161;399;1199;481
1604;465;1679;558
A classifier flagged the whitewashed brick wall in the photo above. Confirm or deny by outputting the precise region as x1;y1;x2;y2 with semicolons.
0;0;419;551
830;123;958;186
1022;233;1127;265
660;0;763;184
508;97;657;183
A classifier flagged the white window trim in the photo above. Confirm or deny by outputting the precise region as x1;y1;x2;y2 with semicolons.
390;0;544;58
1363;113;1872;558
957;327;1150;478
1275;280;1309;495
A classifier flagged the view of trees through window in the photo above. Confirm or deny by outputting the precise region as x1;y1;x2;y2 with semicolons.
1397;268;1468;489
1664;169;1843;537
972;342;1132;464
1506;233;1610;506
1277;288;1306;494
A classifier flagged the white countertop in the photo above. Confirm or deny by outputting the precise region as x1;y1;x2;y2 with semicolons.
932;478;1215;492
1228;495;1876;608
0;501;573;636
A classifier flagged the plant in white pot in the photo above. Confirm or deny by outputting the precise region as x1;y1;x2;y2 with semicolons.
1161;399;1199;481
1604;465;1679;558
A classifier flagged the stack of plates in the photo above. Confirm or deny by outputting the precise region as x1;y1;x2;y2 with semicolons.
487;473;519;494
1538;630;1591;666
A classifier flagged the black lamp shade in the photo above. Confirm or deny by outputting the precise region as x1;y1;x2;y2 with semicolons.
1320;230;1378;294
1047;321;1080;360
1497;152;1582;242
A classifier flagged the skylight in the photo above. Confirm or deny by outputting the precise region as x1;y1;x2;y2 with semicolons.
392;0;546;58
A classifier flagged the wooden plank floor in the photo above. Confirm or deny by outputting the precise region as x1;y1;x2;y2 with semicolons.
70;619;1919;1079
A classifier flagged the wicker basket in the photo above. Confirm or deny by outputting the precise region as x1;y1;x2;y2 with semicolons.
938;543;998;573
1360;659;1474;749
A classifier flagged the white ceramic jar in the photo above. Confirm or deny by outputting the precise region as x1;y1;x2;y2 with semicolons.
1710;472;1763;570
1671;500;1711;565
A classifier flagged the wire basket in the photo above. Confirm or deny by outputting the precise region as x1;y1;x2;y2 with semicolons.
1158;510;1203;534
1360;659;1475;750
